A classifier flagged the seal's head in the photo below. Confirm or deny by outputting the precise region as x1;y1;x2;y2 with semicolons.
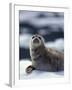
30;34;45;48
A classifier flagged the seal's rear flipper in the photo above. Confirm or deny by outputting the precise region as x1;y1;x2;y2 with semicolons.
26;65;35;74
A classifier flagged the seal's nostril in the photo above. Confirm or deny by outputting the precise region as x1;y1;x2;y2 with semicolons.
33;38;39;43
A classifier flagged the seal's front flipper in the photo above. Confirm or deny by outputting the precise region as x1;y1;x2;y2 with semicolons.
26;65;35;74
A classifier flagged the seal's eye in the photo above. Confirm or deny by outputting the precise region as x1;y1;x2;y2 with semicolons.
38;36;41;40
32;36;35;39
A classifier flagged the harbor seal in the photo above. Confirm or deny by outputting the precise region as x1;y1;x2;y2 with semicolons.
26;34;64;74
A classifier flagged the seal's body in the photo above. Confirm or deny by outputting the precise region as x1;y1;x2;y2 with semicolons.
26;34;64;73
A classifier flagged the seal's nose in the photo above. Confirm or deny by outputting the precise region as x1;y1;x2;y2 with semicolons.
33;38;39;43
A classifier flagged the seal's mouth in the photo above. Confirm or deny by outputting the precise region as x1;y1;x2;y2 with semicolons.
33;38;39;44
32;37;41;47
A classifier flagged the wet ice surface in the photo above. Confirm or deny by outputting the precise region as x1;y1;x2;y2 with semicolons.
20;60;64;80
